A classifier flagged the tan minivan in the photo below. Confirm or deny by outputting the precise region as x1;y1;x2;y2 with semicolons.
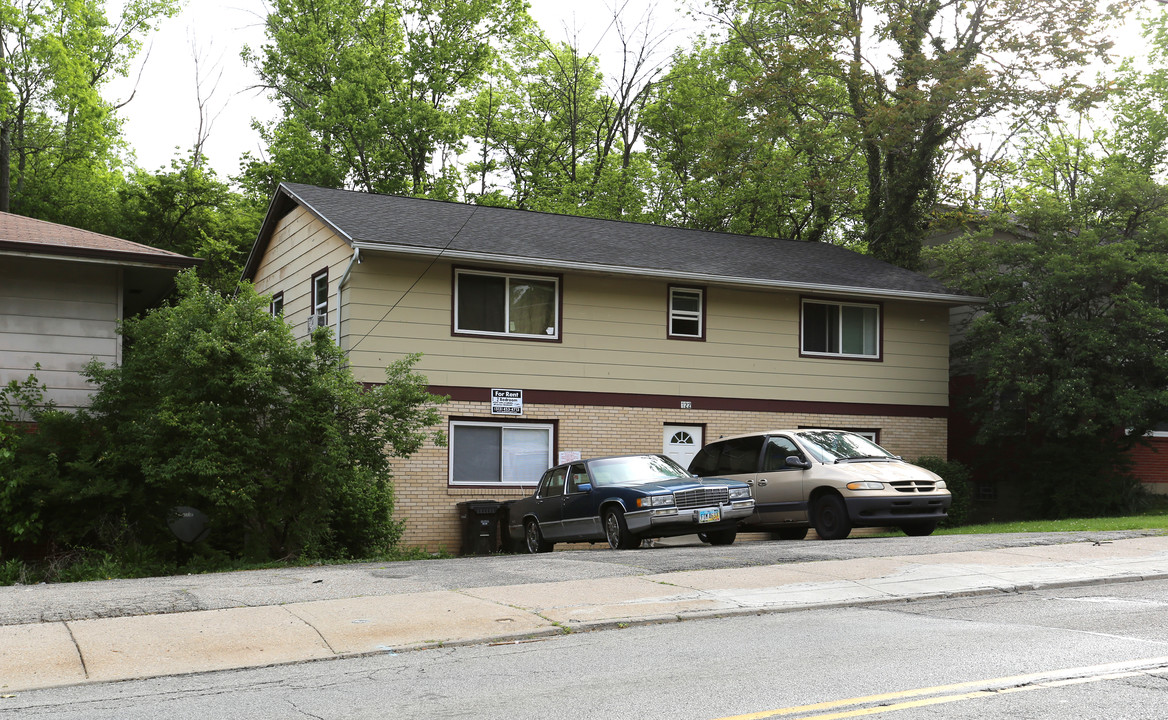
688;429;951;540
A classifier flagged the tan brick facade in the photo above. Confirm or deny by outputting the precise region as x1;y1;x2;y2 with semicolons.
392;396;948;552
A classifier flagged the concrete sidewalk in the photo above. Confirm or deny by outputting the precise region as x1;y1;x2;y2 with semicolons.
4;535;1168;694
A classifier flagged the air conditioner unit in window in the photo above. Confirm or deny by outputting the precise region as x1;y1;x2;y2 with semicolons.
306;312;328;332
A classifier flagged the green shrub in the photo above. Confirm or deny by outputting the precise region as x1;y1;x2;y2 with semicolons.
913;456;973;527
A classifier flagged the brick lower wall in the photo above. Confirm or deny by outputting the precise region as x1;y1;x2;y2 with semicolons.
1127;438;1168;495
391;399;948;552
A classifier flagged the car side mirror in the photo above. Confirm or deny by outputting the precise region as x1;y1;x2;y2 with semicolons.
786;455;812;470
577;483;593;493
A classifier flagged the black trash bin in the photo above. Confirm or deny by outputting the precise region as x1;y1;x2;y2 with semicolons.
458;500;502;555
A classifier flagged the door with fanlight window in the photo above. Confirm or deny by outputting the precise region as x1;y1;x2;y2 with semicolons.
663;424;703;469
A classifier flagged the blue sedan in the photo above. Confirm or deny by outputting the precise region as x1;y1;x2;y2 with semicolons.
504;454;755;552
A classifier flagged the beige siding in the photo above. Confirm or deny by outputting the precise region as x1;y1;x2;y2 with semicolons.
252;208;354;339
341;256;952;408
0;257;119;411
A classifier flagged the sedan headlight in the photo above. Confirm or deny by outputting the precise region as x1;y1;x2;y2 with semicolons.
935;480;947;490
637;494;675;507
728;487;751;500
846;481;885;491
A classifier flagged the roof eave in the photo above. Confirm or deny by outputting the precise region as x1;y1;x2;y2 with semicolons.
351;241;982;305
0;240;202;269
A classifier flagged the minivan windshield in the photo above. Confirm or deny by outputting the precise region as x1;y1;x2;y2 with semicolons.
587;455;691;486
795;430;896;463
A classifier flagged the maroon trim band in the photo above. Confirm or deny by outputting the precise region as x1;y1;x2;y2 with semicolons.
428;385;947;419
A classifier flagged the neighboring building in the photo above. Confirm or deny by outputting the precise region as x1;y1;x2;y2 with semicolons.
242;183;972;550
1127;427;1168;496
0;212;200;412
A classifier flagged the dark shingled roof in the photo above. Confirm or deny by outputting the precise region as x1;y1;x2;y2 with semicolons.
244;182;969;302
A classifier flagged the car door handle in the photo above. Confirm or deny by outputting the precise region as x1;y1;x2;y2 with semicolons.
757;478;768;487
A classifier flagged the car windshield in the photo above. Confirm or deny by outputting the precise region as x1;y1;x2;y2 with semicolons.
587;455;691;486
795;430;896;463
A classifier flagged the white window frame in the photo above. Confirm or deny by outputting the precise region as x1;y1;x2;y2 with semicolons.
668;286;704;339
270;292;284;317
311;269;329;322
453;269;560;340
800;298;881;359
448;420;554;486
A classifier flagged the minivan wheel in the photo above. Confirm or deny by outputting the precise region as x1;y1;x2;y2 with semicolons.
900;521;938;537
811;494;852;540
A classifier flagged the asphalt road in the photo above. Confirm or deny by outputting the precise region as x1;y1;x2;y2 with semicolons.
1;529;1157;626
5;576;1167;719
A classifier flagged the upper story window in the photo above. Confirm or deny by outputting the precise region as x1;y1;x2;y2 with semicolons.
454;268;559;340
668;286;704;340
270;292;284;317
801;299;880;359
311;269;329;324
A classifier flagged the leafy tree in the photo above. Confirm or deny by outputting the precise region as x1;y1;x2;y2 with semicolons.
59;272;448;561
641;38;863;240
926;165;1168;517
0;0;179;213
116;154;265;293
241;0;532;198
708;0;1132;268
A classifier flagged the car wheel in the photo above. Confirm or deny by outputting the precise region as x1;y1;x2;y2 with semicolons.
771;527;809;541
703;529;736;545
604;507;638;550
524;520;552;553
811;494;852;540
900;521;938;537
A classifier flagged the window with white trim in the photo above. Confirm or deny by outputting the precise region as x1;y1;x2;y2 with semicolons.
311;269;329;324
801;299;879;358
449;420;553;485
454;269;559;339
270;292;284;317
668;287;704;339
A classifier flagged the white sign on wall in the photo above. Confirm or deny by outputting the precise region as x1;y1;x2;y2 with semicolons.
491;389;523;415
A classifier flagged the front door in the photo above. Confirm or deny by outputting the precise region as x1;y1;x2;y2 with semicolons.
663;424;703;469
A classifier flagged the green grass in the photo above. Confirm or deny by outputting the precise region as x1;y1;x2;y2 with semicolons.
938;514;1168;535
935;495;1168;535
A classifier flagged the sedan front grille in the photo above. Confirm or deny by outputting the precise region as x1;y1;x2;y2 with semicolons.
889;480;938;493
674;487;730;509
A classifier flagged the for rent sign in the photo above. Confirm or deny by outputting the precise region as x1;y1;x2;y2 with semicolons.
490;389;523;415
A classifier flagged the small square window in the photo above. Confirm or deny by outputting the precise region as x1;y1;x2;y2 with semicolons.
669;286;704;340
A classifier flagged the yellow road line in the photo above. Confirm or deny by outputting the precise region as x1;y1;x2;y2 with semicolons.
715;657;1168;720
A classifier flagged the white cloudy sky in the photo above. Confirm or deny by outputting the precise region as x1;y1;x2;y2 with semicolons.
106;0;1152;180
107;0;693;178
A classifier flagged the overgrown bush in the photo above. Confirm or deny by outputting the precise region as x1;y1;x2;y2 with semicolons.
913;456;973;527
2;271;446;575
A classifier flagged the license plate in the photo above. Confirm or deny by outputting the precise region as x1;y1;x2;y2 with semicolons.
698;508;721;524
